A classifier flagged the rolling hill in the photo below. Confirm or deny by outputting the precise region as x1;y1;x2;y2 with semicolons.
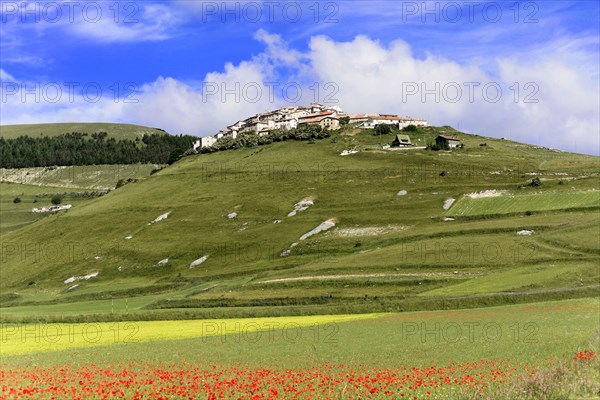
0;122;169;140
0;125;598;321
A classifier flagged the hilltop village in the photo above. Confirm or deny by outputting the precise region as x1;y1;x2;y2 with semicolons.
193;103;428;149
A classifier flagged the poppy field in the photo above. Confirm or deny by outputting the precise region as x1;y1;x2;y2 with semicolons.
4;357;595;400
1;298;598;399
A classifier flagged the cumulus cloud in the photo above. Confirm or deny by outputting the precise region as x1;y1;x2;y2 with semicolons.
67;3;180;43
305;34;599;154
129;59;280;134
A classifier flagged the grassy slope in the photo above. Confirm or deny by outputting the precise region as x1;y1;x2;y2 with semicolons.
0;126;598;319
0;122;169;140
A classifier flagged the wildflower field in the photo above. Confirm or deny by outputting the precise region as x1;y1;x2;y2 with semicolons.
2;298;598;399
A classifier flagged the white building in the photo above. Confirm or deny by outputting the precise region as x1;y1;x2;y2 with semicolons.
397;117;428;129
298;110;339;123
277;118;298;130
193;136;218;150
355;114;429;129
299;115;341;130
348;114;369;124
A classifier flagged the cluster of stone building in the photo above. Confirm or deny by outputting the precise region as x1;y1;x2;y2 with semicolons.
194;103;428;149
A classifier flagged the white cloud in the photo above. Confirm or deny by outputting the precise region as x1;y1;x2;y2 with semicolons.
0;1;180;44
304;34;599;154
0;69;17;81
129;62;278;134
67;3;180;43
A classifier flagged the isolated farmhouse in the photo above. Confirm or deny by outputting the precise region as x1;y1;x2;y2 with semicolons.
435;135;461;149
391;134;413;147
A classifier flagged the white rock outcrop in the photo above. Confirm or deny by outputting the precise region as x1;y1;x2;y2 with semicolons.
190;255;209;268
288;199;314;217
443;198;455;210
63;272;99;284
299;219;336;241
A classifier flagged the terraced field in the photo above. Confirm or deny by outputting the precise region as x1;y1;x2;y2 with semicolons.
447;190;600;217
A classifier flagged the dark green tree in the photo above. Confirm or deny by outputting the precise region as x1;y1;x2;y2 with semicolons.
374;124;391;136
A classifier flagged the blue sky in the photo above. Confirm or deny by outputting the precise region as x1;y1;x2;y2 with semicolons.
1;0;599;154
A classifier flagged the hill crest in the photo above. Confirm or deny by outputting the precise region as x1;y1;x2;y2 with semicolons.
0;122;169;141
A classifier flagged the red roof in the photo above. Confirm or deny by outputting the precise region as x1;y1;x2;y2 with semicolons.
300;116;339;124
438;135;460;141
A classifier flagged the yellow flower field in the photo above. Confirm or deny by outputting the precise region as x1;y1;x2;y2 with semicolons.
0;313;383;355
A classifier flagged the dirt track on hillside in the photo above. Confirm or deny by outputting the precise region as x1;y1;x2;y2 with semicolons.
257;272;481;284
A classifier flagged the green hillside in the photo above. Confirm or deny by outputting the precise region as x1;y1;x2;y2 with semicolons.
1;125;599;321
0;122;169;140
